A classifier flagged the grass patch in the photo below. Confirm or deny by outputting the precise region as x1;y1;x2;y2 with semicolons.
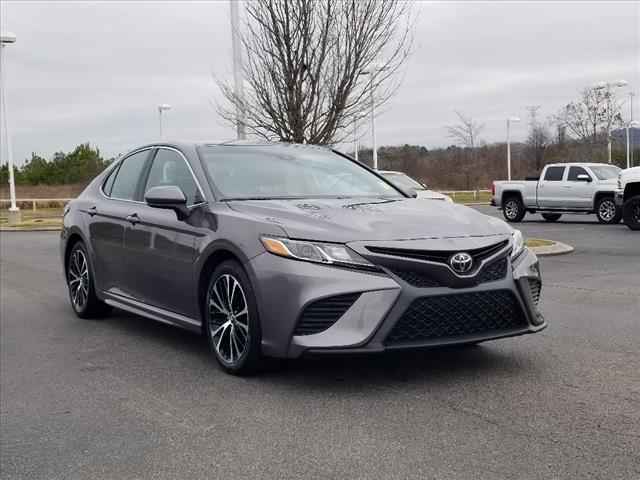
526;238;554;248
0;216;62;230
445;191;492;204
0;207;64;220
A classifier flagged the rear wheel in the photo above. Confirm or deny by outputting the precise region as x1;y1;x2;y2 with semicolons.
541;213;562;222
622;195;640;230
502;196;526;223
595;196;621;224
204;260;262;375
66;241;111;319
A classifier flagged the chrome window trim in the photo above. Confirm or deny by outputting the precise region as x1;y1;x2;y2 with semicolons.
100;147;153;204
153;146;207;207
100;145;207;207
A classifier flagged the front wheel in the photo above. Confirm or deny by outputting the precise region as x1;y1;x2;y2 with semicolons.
204;260;262;375
502;196;526;223
622;195;640;230
595;196;621;224
541;213;562;222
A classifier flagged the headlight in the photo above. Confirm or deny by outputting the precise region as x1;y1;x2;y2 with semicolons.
511;229;525;259
261;237;378;271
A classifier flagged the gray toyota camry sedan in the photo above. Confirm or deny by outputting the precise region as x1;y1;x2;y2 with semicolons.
61;141;545;375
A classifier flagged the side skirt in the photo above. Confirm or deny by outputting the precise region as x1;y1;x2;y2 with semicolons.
102;291;202;334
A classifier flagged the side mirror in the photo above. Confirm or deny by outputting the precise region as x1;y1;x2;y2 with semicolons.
576;174;592;182
405;188;418;198
145;185;189;219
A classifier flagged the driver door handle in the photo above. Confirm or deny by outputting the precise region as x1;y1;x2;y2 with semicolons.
87;206;97;216
125;213;140;225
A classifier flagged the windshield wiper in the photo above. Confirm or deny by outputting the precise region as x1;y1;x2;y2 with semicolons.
220;196;306;201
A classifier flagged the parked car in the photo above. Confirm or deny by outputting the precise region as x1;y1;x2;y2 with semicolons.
378;170;453;202
491;163;622;224
615;166;640;230
61;141;545;375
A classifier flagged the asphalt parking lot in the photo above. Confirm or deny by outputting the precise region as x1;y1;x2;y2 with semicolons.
1;206;638;480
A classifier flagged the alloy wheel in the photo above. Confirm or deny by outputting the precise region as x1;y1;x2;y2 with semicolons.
68;248;89;311
598;199;616;222
208;274;250;365
504;200;518;220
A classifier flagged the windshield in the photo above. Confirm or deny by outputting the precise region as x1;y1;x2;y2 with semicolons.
590;165;620;180
198;145;403;200
380;172;426;191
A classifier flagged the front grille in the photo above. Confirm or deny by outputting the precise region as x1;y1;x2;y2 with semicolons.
389;269;442;287
384;290;527;345
294;293;360;336
366;239;508;265
528;278;541;305
477;258;507;283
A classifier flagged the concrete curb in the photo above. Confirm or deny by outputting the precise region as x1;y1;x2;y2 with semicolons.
528;240;574;256
0;226;61;232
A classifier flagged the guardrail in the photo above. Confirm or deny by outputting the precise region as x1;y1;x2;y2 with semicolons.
1;190;493;212
0;198;73;212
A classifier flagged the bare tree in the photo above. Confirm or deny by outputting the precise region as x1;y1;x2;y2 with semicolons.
446;111;485;148
217;0;413;145
526;106;550;171
555;87;624;143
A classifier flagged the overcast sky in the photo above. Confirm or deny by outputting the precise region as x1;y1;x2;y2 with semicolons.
1;1;639;165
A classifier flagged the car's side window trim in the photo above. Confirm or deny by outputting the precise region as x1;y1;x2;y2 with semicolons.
147;146;207;207
100;147;154;204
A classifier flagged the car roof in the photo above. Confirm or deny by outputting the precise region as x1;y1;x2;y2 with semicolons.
124;140;334;157
545;162;618;167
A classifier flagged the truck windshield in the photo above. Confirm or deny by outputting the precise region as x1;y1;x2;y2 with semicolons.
590;165;620;180
198;145;403;200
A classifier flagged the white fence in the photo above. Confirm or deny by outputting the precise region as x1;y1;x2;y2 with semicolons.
1;190;493;212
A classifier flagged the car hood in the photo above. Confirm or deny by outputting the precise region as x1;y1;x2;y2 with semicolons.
226;197;511;243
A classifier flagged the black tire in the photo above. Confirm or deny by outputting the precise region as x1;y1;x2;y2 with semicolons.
595;196;622;224
66;241;112;319
502;196;526;223
541;213;562;222
622;195;640;231
204;260;262;375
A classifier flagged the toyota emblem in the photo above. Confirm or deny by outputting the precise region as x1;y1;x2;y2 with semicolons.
449;252;473;274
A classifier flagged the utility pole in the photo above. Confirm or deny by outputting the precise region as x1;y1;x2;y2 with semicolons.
230;0;246;140
1;31;20;225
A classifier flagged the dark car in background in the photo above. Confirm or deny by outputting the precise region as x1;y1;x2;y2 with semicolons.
61;141;546;375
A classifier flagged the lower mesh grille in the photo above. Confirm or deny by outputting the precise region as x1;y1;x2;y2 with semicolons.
389;269;442;287
385;290;527;345
528;278;541;305
294;293;360;336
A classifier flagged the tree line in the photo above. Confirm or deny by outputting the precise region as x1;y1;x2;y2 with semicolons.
0;143;112;187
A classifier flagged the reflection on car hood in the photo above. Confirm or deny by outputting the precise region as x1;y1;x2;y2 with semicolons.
416;190;450;200
226;197;511;243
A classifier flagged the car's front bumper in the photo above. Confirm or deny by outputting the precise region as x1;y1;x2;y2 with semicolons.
247;245;545;359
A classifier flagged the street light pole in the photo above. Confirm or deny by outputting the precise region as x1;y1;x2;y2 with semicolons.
158;104;171;139
353;117;359;162
506;117;520;181
594;80;628;164
230;0;246;140
626;120;639;169
630;92;635;167
1;31;20;225
370;87;377;170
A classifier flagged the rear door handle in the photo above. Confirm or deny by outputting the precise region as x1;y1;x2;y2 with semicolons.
125;213;140;225
87;206;97;216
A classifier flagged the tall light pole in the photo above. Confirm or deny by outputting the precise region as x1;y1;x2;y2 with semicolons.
594;80;628;164
353;117;359;162
158;104;171;139
360;65;384;170
506;116;520;181
230;0;246;140
629;91;635;167
1;31;20;225
626;120;639;169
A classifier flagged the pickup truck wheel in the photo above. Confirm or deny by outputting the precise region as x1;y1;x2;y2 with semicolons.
541;213;562;222
502;197;525;223
595;196;621;224
622;195;640;230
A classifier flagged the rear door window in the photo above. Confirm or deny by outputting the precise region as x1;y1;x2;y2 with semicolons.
543;166;565;181
109;150;150;201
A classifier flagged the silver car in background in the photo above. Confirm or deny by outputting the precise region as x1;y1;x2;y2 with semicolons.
61;141;545;375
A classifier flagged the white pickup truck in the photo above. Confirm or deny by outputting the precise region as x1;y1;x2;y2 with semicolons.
491;163;622;224
615;166;640;230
